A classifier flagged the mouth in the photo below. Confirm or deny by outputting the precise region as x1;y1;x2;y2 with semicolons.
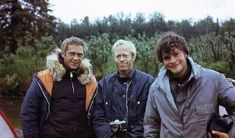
71;62;79;66
168;64;178;69
119;64;126;68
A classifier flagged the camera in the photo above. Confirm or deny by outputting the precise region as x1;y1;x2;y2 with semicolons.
207;114;233;138
109;119;127;132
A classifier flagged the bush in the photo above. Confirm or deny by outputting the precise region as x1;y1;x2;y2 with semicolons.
0;35;57;95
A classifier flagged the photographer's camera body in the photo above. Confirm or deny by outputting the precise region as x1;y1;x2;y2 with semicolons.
208;114;233;138
109;119;127;133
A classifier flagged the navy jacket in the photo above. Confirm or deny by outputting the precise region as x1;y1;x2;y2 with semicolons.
92;70;154;138
20;70;97;138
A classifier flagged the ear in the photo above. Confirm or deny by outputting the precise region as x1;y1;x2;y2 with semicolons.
132;55;136;61
61;51;65;58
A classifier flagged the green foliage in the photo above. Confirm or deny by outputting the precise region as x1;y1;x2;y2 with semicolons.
87;33;112;77
127;34;159;76
189;31;235;78
202;61;230;75
0;35;57;94
104;56;116;75
0;0;56;54
189;33;226;62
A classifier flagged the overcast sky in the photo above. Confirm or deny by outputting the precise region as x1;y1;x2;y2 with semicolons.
49;0;235;23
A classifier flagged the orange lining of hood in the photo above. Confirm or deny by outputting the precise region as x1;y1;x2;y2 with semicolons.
37;69;97;111
37;69;53;96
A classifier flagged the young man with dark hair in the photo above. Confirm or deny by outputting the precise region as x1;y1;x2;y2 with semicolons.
144;32;235;138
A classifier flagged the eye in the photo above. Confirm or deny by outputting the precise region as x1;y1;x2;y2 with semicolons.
77;53;84;57
174;52;179;56
68;52;76;56
123;54;128;58
116;55;121;59
163;55;170;60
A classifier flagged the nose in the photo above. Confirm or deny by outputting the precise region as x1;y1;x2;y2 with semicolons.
169;56;176;63
119;56;125;61
73;54;80;60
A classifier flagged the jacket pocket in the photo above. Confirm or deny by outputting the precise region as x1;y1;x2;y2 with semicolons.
195;103;214;115
194;103;215;128
189;104;215;136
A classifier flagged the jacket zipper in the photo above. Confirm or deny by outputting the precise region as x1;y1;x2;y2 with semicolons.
125;81;132;137
70;72;75;94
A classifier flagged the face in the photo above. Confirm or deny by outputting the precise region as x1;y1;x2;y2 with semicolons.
114;45;134;77
162;47;188;78
61;44;84;71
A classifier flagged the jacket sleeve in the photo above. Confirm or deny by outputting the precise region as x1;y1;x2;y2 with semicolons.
92;83;113;138
217;74;235;137
144;84;161;138
20;78;43;138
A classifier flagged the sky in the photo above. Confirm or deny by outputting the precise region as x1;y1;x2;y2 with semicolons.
48;0;235;24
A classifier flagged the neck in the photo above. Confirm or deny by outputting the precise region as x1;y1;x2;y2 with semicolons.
172;64;191;84
118;70;132;78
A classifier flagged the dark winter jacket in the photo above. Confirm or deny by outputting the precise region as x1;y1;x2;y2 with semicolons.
93;70;154;138
20;69;97;138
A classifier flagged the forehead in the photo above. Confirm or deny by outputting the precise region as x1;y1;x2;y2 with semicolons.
162;47;182;55
66;44;84;53
114;45;131;55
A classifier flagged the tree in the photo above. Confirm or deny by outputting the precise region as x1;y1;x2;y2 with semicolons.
132;13;146;37
0;0;56;55
194;16;218;35
221;18;235;34
147;12;167;36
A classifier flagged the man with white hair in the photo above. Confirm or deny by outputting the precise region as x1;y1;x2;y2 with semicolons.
92;39;154;138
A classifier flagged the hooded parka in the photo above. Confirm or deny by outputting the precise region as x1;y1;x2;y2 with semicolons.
144;57;235;138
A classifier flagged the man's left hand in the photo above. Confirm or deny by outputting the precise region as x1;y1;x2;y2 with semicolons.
210;131;231;138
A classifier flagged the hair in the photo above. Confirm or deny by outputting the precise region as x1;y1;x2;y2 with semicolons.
61;37;88;54
155;31;188;62
112;39;136;59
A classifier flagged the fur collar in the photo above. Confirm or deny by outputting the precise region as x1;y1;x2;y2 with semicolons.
46;50;94;85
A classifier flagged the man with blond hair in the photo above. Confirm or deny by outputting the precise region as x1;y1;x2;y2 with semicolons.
92;39;154;138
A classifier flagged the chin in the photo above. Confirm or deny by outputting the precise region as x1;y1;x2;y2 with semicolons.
69;66;79;70
118;68;127;71
119;69;131;73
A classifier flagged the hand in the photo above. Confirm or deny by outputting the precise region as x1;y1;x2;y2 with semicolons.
208;130;231;138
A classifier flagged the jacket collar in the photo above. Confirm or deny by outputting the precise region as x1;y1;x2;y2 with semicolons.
156;57;201;91
115;69;135;83
46;52;94;85
152;57;201;111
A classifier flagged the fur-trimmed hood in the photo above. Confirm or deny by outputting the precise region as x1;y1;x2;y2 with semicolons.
46;49;94;85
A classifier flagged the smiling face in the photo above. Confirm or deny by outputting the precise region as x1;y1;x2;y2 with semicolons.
61;44;84;71
162;47;188;78
114;45;134;77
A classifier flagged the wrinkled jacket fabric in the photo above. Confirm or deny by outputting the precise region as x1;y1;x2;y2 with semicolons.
144;57;235;138
20;69;97;138
93;70;154;138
